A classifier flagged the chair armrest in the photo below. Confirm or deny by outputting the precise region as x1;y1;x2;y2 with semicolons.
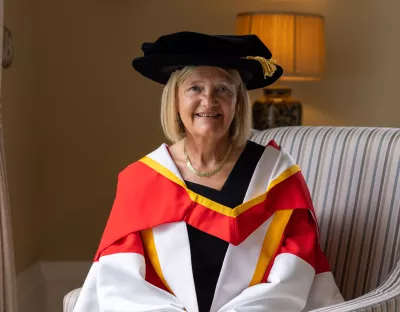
63;288;81;312
309;260;400;312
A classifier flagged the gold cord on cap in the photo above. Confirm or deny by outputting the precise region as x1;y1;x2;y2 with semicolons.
245;56;278;78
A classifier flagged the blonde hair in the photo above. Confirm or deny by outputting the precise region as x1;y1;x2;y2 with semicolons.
160;66;252;147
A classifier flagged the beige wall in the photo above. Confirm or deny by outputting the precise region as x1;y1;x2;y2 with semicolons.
2;0;400;270
2;0;39;273
290;0;400;127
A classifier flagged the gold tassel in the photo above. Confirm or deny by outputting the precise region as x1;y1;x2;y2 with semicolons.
245;56;278;78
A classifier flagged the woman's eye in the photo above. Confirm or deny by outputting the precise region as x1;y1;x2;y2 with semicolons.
189;86;201;92
218;86;231;93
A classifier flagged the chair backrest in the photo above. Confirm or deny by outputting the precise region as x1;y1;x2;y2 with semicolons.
251;126;400;301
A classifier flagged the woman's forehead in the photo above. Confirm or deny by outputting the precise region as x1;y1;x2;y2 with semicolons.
184;66;235;83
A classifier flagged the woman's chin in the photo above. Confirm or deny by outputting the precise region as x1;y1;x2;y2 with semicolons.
190;127;229;140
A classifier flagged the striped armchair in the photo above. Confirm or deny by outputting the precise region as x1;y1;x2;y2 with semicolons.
64;126;400;312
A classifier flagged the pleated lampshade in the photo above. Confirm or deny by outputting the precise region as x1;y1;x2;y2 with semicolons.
236;12;325;81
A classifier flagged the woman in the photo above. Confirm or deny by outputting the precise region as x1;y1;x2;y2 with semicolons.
73;32;343;312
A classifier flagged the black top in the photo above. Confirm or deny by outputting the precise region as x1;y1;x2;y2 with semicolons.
184;141;265;312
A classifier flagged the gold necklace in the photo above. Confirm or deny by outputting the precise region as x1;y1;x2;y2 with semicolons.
184;139;233;177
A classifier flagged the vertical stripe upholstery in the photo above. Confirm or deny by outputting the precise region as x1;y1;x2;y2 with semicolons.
252;126;400;311
64;126;400;312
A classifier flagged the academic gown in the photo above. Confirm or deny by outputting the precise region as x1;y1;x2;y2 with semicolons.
73;140;344;312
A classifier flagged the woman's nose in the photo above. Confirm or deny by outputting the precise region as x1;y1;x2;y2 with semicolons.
202;90;218;107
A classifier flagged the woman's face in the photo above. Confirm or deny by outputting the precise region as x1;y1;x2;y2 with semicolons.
177;66;238;141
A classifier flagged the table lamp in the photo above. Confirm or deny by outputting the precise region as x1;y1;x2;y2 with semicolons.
236;12;325;129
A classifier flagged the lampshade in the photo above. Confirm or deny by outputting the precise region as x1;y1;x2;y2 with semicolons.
236;12;325;81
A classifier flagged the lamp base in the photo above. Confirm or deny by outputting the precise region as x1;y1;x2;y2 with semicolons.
252;85;302;130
